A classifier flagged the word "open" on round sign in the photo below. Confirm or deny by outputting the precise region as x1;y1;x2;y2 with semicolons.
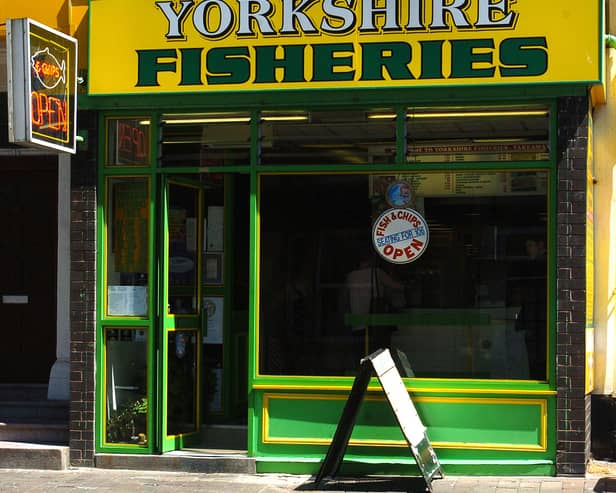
372;208;430;264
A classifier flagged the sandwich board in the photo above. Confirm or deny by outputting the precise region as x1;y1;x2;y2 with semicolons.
316;348;443;492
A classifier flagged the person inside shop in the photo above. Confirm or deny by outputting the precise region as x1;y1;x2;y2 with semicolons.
514;237;547;380
344;248;404;364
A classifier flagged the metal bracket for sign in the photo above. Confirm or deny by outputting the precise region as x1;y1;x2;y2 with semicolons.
315;348;443;492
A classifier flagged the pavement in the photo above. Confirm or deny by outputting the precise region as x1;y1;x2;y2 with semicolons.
0;466;616;493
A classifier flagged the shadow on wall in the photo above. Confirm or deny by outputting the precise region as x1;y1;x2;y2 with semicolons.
592;395;616;460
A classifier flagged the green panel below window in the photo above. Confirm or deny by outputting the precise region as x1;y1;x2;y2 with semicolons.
262;392;548;451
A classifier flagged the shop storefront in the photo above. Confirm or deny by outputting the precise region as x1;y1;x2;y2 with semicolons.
80;0;602;475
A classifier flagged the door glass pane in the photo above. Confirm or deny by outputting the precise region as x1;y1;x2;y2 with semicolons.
259;172;548;380
203;297;224;413
105;328;148;445
106;178;149;317
167;183;199;315
202;174;225;284
167;330;197;436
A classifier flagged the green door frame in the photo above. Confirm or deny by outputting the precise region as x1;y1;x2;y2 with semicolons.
159;177;204;451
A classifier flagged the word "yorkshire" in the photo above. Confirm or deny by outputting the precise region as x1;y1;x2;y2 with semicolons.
155;0;517;39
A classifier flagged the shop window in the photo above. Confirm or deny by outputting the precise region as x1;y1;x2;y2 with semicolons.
105;117;151;167
260;110;396;165
259;172;548;380
104;328;148;445
160;113;251;167
406;107;549;163
105;177;149;317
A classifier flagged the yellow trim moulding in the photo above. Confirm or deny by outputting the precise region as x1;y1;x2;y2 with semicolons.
262;393;548;452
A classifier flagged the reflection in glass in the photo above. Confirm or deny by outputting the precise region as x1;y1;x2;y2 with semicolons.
259;172;548;380
160;113;250;167
106;118;150;166
260;110;396;165
406;106;550;163
106;178;149;317
105;328;148;445
167;183;199;314
167;330;197;436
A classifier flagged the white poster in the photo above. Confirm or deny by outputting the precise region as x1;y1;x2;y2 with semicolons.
108;286;147;316
206;206;224;251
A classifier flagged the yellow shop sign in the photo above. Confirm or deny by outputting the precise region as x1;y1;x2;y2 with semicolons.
88;0;602;95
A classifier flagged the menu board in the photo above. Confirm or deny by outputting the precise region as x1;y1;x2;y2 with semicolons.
371;171;546;199
407;143;549;163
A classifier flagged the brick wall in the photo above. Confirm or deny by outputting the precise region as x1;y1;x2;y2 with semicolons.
556;96;591;476
69;111;98;466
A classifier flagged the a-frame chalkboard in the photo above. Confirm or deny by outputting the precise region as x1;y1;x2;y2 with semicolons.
316;348;443;492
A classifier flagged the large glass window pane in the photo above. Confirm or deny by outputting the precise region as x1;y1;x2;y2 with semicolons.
160;113;250;167
105;328;148;445
106;178;149;317
260;110;396;165
259;172;548;380
167;330;197;436
406;107;550;163
106;117;150;167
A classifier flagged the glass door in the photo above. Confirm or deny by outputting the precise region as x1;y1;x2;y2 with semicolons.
160;178;203;451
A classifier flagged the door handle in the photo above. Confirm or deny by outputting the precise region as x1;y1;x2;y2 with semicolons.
2;295;29;304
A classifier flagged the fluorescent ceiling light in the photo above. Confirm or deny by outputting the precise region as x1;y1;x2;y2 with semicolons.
162;140;200;144
261;115;308;122
408;109;548;119
162;116;250;124
367;113;397;120
472;138;529;143
301;143;357;148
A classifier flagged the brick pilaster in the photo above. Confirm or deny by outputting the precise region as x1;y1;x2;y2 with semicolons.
69;111;98;466
555;96;591;476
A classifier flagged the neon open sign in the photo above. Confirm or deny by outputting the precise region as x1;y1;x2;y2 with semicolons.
7;18;77;153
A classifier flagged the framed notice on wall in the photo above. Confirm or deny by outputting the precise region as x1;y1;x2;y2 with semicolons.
203;297;223;344
7;18;77;153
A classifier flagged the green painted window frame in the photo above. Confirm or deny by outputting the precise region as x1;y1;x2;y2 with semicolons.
94;91;561;455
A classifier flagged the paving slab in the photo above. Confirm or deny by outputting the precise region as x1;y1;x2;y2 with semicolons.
0;467;612;493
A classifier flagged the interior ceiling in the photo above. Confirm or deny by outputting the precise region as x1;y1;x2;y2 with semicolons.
161;109;549;146
408;115;548;141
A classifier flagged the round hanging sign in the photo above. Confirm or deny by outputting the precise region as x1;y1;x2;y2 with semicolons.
372;208;429;264
386;181;413;208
